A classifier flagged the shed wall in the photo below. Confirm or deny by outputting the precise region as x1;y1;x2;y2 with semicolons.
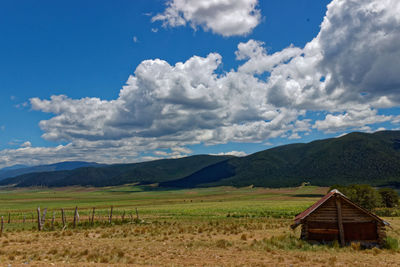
303;197;381;243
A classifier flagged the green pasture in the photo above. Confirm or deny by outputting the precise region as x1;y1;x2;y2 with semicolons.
0;186;323;216
0;185;325;230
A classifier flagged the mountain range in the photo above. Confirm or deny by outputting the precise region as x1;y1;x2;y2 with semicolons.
1;131;400;188
0;161;102;180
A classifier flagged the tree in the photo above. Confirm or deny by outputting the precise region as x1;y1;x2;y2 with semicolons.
329;184;382;210
379;188;399;208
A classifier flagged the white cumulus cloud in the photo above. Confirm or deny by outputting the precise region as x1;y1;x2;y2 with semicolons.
212;151;247;157
152;0;261;36
314;108;392;133
20;141;32;148
1;0;400;168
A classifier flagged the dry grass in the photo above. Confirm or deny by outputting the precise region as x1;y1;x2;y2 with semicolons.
0;186;398;266
0;216;398;266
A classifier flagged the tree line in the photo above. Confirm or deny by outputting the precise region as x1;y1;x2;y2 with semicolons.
329;184;399;210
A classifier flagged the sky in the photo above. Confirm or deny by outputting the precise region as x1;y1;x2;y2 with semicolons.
0;0;400;168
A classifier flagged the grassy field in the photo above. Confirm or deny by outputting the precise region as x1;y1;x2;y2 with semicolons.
0;185;398;266
0;185;323;223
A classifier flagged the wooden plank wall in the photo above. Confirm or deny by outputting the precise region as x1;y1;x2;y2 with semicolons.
377;224;387;245
307;197;376;223
304;196;384;243
307;198;338;223
340;200;375;223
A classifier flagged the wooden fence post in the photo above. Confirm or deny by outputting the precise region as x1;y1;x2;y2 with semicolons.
135;208;139;220
51;211;55;230
109;206;113;224
91;207;95;224
1;216;3;236
73;206;78;228
41;208;47;227
129;212;133;223
61;208;65;228
7;212;10;224
37;207;42;231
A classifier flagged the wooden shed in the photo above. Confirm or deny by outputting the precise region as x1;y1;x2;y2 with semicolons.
291;189;389;246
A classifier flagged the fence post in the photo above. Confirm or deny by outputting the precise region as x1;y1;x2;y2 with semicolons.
7;212;10;224
135;208;139;220
23;214;26;224
51;211;55;230
37;207;42;231
41;208;47;228
61;208;65;228
0;216;3;236
73;206;78;228
109;206;113;224
91;207;95;224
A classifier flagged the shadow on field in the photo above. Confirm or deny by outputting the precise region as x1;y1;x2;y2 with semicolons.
105;185;185;193
290;194;325;198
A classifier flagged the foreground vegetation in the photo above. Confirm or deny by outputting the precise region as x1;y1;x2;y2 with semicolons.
0;185;398;266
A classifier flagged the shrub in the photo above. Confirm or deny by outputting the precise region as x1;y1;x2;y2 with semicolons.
378;188;399;208
374;208;400;217
383;236;399;251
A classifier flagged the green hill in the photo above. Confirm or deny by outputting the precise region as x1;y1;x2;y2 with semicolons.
0;161;102;180
0;155;231;187
2;131;400;188
162;131;400;188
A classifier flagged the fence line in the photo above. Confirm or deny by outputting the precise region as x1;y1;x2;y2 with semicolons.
0;205;141;232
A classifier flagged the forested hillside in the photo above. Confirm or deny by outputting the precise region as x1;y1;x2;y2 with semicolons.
2;131;400;188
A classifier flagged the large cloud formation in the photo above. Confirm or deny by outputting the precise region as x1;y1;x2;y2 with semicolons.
152;0;261;36
1;0;400;167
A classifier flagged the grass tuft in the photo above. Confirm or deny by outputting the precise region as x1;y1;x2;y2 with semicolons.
216;239;232;248
350;242;361;251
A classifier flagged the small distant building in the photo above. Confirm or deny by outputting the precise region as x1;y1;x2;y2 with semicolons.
291;189;389;246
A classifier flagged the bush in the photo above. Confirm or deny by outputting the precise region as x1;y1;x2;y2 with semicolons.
383;236;399;251
374;207;400;217
378;188;399;208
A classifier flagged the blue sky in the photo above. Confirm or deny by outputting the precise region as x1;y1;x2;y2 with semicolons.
0;0;399;167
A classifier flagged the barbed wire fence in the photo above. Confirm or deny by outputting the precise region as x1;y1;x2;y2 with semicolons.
0;205;142;235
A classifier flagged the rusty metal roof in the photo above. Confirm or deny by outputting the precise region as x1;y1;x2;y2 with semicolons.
293;189;339;225
291;189;389;229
